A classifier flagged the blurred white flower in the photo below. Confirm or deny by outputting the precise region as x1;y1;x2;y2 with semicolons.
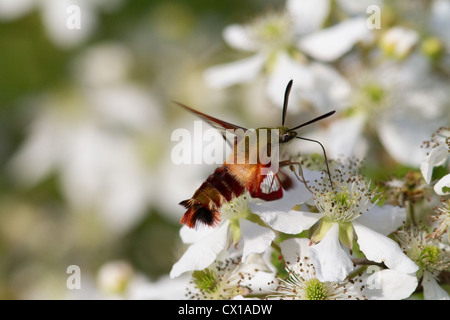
271;238;417;300
0;0;123;49
380;26;419;59
396;228;450;300
8;43;160;233
97;260;134;296
204;0;371;113
427;0;450;66
95;260;192;300
128;274;191;300
251;166;418;282
312;53;449;166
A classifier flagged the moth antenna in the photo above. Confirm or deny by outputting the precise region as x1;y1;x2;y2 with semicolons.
288;110;335;132
282;80;293;126
296;136;333;187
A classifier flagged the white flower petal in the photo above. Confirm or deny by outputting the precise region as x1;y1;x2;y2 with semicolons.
223;24;259;51
256;209;322;235
179;224;216;244
357;205;406;236
337;0;383;15
310;223;354;282
422;271;450;300
420;146;448;184
430;0;450;44
273;61;351;114
362;269;418;300
128;274;191;300
307;62;352;112
240;220;276;261
299;17;370;62
237;254;277;293
204;53;265;88
241;270;278;294
434;174;450;196
266;52;315;109
249;170;319;214
286;0;330;35
280;237;313;265
169;220;230;278
325;114;366;160
377;111;438;167
380;27;419;58
73;43;132;86
42;0;98;49
353;222;418;274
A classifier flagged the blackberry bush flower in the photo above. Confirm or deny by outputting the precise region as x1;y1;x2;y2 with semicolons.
170;193;276;279
186;252;276;300
251;164;418;281
203;0;371;113
395;228;450;300
272;238;418;300
170;169;317;279
430;199;450;241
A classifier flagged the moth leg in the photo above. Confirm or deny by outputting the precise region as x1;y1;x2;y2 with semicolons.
279;160;313;194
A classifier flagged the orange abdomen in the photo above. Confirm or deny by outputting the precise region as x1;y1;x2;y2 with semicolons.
179;165;245;228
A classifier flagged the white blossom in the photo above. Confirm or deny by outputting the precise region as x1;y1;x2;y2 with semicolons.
271;238;417;300
251;164;418;281
0;0;123;48
170;194;277;278
203;0;371;113
396;228;450;300
309;53;449;166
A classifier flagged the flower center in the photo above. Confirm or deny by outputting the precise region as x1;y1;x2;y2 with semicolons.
303;279;329;300
317;183;373;224
248;12;294;51
363;83;385;104
333;190;352;208
419;245;441;265
395;228;450;279
189;259;249;299
349;81;389;119
192;269;218;294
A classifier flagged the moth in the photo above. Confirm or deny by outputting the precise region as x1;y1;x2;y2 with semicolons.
175;80;334;228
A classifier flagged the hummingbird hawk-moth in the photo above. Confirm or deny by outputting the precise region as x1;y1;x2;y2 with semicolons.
176;80;334;228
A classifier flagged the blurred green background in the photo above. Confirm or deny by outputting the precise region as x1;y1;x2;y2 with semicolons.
0;0;448;299
0;0;288;299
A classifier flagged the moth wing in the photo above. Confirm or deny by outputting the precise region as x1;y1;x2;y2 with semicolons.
174;101;248;146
